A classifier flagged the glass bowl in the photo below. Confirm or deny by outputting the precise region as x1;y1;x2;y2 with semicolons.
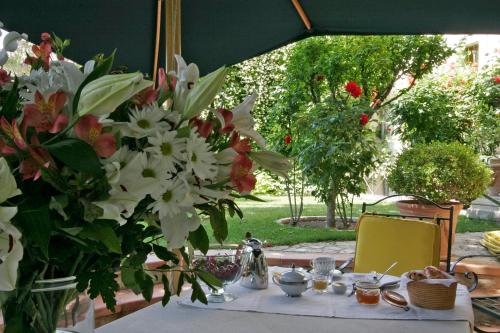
192;253;243;303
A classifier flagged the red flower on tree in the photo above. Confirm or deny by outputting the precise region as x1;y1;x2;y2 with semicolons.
345;81;362;98
23;91;68;134
360;113;369;126
230;132;252;154
230;154;256;193
75;115;116;158
284;134;292;145
494;77;500;84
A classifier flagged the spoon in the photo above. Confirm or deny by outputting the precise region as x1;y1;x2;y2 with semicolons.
382;290;410;311
373;262;398;283
347;279;399;297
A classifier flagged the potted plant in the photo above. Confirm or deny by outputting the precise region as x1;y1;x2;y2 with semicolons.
0;29;290;332
387;142;492;258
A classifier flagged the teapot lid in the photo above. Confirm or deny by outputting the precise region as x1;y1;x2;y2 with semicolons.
280;264;308;284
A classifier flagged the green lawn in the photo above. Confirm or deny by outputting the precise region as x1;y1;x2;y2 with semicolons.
204;196;499;246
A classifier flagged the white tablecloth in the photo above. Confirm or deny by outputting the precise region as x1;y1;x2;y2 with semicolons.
97;269;472;333
96;302;470;333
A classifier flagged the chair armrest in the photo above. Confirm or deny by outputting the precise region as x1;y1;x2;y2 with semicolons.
450;254;497;292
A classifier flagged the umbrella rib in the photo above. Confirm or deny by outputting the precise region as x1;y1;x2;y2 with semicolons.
291;0;312;31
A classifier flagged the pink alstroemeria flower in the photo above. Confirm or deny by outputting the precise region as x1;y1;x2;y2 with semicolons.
0;69;11;86
20;136;53;181
131;86;158;109
192;117;213;138
158;68;177;93
0;117;27;151
75;115;116;158
230;153;256;193
24;41;52;71
230;132;252;154
217;108;234;133
23;91;68;134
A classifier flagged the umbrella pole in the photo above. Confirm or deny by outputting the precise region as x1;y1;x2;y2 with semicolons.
152;0;162;85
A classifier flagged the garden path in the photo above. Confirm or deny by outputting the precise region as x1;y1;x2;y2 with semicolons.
268;232;490;258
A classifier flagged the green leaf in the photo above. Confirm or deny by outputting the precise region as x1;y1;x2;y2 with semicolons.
80;221;121;254
72;51;115;113
190;279;208;304
152;244;179;264
188;225;209;254
135;270;154;302
61;227;83;236
182;66;227;119
231;193;266;202
176;272;184;296
196;270;222;289
1;77;19;119
175;126;191;138
206;206;228;244
161;274;171;306
49;195;69;220
44;138;104;176
77;269;119;312
16;203;51;258
120;263;142;294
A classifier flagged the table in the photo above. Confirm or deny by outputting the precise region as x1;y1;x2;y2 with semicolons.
97;299;470;333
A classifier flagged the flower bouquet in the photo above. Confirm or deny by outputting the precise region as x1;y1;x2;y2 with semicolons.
0;26;290;333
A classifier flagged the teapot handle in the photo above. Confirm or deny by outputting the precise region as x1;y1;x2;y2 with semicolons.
272;274;281;286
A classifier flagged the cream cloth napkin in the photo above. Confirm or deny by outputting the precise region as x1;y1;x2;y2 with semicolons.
178;267;474;327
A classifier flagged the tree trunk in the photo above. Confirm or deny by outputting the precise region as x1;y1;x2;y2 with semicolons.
326;188;336;229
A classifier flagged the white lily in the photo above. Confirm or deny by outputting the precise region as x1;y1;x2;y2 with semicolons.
232;93;266;147
93;187;141;226
0;158;21;203
0;219;23;291
0;157;22;291
215;148;237;182
249;151;292;178
159;207;200;249
173;55;199;113
2;31;26;52
78;73;153;116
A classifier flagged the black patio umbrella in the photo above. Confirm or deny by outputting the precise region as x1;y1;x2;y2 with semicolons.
1;0;499;74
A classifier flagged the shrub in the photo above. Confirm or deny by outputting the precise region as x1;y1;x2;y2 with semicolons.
387;142;492;205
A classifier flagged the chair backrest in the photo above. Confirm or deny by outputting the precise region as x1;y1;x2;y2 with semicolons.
354;214;441;276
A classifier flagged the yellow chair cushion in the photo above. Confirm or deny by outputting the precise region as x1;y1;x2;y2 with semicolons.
354;214;441;276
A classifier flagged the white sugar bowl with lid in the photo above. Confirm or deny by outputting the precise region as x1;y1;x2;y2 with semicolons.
272;265;311;297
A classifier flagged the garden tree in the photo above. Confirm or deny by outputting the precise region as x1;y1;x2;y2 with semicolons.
391;57;499;156
273;35;452;228
215;45;291;139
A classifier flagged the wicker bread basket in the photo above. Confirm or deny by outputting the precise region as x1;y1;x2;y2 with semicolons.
406;279;457;310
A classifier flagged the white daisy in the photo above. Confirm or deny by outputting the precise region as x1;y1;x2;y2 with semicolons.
126;105;168;138
185;130;218;180
149;178;192;219
145;130;186;173
118;152;171;198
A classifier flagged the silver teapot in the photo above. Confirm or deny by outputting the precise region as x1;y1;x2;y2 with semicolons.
240;238;268;289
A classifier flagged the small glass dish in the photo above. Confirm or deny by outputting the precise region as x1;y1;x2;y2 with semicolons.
355;281;381;305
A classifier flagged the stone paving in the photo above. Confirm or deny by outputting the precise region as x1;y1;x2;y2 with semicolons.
268;232;491;258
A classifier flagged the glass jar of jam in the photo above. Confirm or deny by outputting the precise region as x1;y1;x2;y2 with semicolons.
355;281;380;305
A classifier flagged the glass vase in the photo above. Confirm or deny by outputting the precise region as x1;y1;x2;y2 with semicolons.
30;276;94;333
